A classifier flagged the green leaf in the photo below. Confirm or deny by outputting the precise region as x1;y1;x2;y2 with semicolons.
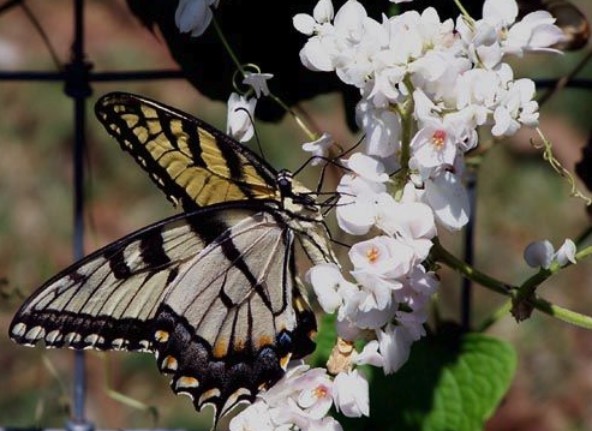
341;326;517;431
310;312;337;367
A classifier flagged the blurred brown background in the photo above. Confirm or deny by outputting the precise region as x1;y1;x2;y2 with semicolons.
0;1;592;430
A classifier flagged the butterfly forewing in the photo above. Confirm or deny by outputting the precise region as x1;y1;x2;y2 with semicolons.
95;92;278;211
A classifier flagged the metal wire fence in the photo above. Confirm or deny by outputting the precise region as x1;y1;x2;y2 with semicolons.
0;1;185;429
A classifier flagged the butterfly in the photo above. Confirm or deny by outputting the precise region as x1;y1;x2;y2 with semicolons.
9;92;337;423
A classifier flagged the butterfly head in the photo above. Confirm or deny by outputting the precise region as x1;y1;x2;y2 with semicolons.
277;169;317;211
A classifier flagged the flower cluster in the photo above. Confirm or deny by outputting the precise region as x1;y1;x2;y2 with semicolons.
230;365;368;431
278;0;560;428
295;0;563;371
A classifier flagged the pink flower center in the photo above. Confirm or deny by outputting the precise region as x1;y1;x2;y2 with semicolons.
431;130;447;149
314;385;329;400
366;247;380;263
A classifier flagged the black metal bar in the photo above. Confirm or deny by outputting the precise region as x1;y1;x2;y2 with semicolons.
64;0;92;428
89;70;185;82
0;69;184;82
0;0;22;15
461;169;477;332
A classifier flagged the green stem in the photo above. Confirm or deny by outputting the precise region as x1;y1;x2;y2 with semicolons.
452;0;472;22
477;300;512;332
576;244;592;260
211;14;245;76
269;93;317;140
432;240;512;296
528;297;592;330
212;13;318;141
434;240;592;330
478;297;592;331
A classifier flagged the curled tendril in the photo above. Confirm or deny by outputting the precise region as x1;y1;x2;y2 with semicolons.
533;127;592;205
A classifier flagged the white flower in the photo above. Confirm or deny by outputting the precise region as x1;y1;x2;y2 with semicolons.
524;240;555;269
491;78;538;136
407;266;439;296
341;289;397;329
375;197;437;241
335;154;391;235
333;370;370;417
483;0;518;28
370;66;406;106
229;401;274;431
555;239;577;266
299;36;337;72
335;192;382;235
353;340;383;367
455;69;496;111
349;236;416;280
331;1;384;87
350;270;401;312
307;263;356;314
245;365;337;429
344;152;390;183
356;98;402;157
397;314;427;343
376;323;414;374
422;170;470;231
174;0;219;37
307;416;344;431
505;11;566;55
481;0;565;56
294;0;339;72
302;132;334;165
410;121;458;170
293;0;334;35
243;72;274;98
227;93;256;142
524;239;576;269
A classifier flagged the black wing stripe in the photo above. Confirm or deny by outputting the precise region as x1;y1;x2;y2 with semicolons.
139;226;171;269
108;249;132;280
182;121;208;169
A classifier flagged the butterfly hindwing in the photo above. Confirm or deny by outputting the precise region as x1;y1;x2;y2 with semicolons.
94;92;278;211
9;202;316;417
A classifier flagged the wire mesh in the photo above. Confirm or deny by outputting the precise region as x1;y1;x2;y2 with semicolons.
0;1;186;429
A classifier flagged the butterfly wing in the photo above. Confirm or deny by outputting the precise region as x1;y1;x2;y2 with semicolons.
95;92;279;211
9;203;316;418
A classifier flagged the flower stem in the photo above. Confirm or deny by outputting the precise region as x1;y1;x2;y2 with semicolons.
211;14;245;76
433;240;592;330
269;93;317;140
452;0;472;22
476;300;512;332
212;14;318;141
432;239;512;296
528;297;592;330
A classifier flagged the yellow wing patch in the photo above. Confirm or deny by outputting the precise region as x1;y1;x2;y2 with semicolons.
95;93;279;210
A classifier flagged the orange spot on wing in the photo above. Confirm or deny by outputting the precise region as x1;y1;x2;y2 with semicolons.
213;339;228;358
255;335;273;349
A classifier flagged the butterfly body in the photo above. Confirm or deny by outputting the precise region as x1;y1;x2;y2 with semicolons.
9;93;336;421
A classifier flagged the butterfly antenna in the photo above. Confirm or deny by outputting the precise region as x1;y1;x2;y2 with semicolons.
337;134;365;158
320;220;351;250
330;238;351;249
312;134;365;194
